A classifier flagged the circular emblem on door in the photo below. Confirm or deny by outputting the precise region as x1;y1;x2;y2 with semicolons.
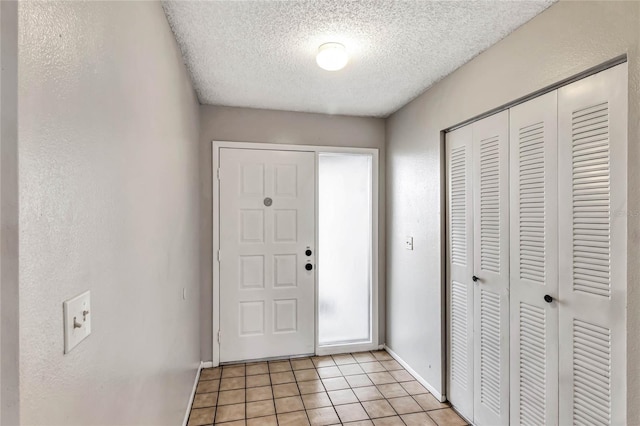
264;197;273;206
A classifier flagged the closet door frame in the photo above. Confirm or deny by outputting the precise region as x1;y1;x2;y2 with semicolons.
444;58;628;426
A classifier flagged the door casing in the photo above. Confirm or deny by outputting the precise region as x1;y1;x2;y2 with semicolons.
212;141;380;366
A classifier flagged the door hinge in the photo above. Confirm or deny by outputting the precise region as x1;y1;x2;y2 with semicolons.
217;330;221;343
217;168;221;180
217;250;221;262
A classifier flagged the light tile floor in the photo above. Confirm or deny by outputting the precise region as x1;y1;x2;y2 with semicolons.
187;350;468;426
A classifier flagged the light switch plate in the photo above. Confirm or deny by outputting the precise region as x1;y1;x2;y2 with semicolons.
63;291;91;354
405;236;414;250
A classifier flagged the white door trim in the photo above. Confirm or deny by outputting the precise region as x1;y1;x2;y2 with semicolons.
212;141;379;366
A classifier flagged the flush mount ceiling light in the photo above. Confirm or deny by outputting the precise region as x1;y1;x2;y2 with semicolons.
316;42;348;71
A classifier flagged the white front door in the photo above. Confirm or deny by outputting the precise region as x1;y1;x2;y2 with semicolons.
218;148;315;362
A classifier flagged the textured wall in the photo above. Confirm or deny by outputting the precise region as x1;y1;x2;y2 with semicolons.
385;1;640;421
199;105;386;362
1;1;19;424
18;2;201;425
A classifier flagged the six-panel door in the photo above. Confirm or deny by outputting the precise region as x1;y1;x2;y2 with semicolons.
219;148;315;362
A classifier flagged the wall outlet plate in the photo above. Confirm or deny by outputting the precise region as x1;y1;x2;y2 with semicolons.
63;291;91;354
405;236;414;250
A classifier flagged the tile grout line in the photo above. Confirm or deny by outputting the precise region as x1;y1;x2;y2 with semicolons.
291;358;312;426
211;365;219;425
307;354;331;423
331;352;367;424
244;364;248;426
267;360;276;426
325;354;341;417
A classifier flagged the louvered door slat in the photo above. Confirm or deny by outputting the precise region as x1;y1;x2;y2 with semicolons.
451;281;469;387
479;289;502;416
479;136;501;275
451;146;468;267
446;125;474;422
509;90;558;426
571;101;612;298
473;111;509;426
518;302;547;426
558;63;627;426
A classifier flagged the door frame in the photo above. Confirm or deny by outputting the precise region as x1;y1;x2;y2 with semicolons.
212;141;380;366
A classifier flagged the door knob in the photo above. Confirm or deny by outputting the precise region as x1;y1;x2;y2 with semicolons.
305;263;313;271
544;294;553;303
472;275;479;282
305;249;312;256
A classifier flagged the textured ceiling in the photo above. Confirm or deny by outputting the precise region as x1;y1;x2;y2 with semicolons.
162;0;555;117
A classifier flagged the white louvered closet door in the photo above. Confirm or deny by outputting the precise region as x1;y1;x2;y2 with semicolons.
446;125;474;422
509;91;559;426
558;64;627;426
472;111;510;426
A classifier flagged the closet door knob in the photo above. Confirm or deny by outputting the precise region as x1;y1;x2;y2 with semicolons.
544;294;553;303
472;275;479;282
305;263;313;271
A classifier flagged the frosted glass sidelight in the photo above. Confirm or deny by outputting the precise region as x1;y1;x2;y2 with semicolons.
318;153;372;345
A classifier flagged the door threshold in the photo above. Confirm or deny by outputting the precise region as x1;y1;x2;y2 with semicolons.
220;353;315;366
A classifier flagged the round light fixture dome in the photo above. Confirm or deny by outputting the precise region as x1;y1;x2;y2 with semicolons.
316;42;348;71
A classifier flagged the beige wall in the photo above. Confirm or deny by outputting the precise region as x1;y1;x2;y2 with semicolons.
18;2;201;424
1;1;19;424
199;105;386;361
385;1;640;422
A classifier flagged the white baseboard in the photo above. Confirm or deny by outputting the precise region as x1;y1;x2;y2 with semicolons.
202;361;214;368
383;345;445;402
182;362;204;426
